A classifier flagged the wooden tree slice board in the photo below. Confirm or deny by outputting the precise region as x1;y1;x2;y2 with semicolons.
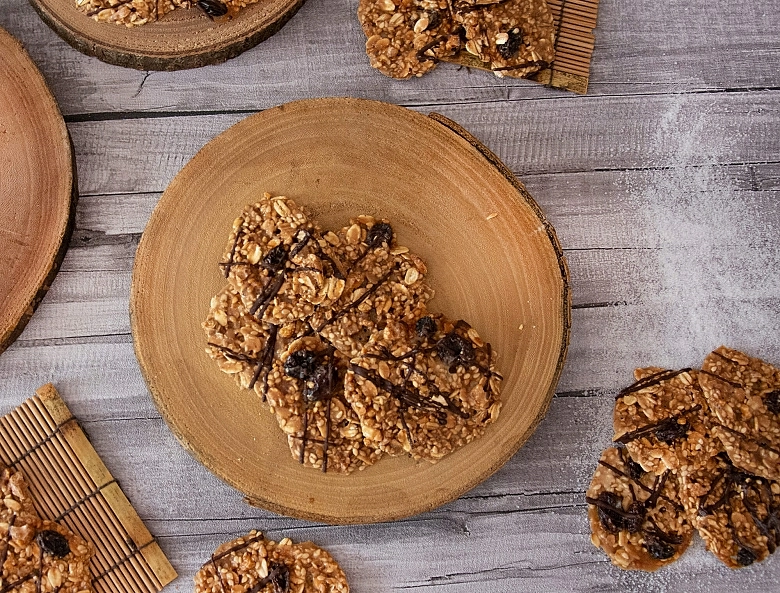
30;0;306;70
0;27;76;356
130;98;571;524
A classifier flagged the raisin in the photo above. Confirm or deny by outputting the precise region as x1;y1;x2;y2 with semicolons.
36;530;70;558
196;0;228;16
623;502;644;533
283;350;319;380
765;390;780;414
736;546;756;566
270;562;290;593
497;27;523;60
366;222;393;248
626;457;646;481
427;10;442;30
437;332;475;367
415;316;437;339
595;491;624;533
654;419;689;444
644;533;675;560
262;244;288;272
302;364;338;402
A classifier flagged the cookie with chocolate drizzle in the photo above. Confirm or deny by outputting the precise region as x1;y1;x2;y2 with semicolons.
203;285;306;398
699;346;780;481
265;335;384;474
586;447;693;571
679;452;780;568
0;465;94;593
310;216;434;358
453;0;556;76
344;316;501;461
194;531;349;593
220;194;346;326
613;367;721;474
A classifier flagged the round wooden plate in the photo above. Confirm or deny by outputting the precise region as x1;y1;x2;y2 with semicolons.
0;27;76;356
131;98;571;524
30;0;305;70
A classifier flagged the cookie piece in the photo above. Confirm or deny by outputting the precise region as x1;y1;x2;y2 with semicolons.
358;0;462;79
454;0;556;76
265;335;384;474
699;346;780;481
221;194;346;325
195;531;349;593
0;466;93;593
344;316;501;461
202;285;307;399
613;367;721;474
311;217;433;358
679;453;780;567
586;447;693;571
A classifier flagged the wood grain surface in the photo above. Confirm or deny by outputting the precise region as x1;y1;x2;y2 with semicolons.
29;0;306;70
0;0;779;590
0;26;75;355
130;98;569;523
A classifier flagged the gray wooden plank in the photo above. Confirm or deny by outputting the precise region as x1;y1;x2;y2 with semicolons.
63;92;780;198
0;0;778;117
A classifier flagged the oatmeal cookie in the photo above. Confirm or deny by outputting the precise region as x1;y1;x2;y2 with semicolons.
265;335;384;474
311;217;433;358
613;367;721;474
358;0;462;79
0;466;93;593
454;0;556;76
586;447;693;571
679;452;780;567
203;285;300;396
699;346;780;481
221;194;346;326
344;316;501;461
195;531;349;593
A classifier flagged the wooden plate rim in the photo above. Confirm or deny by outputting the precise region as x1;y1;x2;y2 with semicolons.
130;97;572;523
0;28;77;356
28;0;307;71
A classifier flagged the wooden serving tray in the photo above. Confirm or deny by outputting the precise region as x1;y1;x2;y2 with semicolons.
30;0;305;70
131;98;571;524
0;384;177;593
0;27;76;355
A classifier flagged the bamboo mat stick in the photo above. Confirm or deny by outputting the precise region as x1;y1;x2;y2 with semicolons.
0;384;177;593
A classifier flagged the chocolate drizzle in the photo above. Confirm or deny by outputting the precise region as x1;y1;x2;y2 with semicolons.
714;422;780;457
249;325;279;398
699;369;744;389
615;368;692;401
697;455;780;558
248;562;289;593
314;267;397;333
614;405;701;445
589;451;685;560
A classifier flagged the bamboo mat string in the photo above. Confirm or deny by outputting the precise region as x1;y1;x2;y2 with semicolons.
0;386;176;593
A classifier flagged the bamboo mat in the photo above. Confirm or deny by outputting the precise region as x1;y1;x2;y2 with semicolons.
445;0;600;94
0;384;177;593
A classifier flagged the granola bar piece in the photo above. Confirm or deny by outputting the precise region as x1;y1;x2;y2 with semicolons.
587;447;693;571
344;316;501;461
265;335;384;474
202;285;307;399
699;346;780;481
311;217;433;358
221;194;346;326
0;466;94;593
454;0;556;76
195;531;349;593
358;0;462;79
613;368;721;474
679;453;780;567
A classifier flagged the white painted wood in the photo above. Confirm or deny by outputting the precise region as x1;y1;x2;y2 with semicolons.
0;0;779;590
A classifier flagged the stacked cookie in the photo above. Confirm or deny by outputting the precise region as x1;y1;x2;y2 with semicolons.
587;346;780;570
0;464;94;593
358;0;556;79
202;193;502;474
76;0;239;28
